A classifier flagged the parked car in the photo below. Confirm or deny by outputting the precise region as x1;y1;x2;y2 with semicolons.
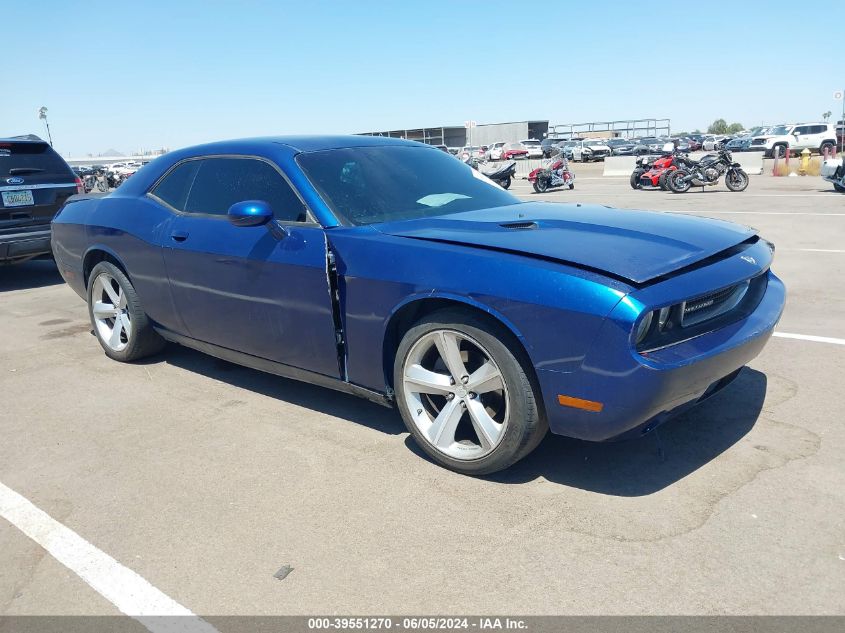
520;139;543;159
50;135;785;475
700;135;729;151
748;123;838;157
459;146;486;161
683;137;701;151
633;137;667;155
606;138;637;156
501;142;529;160
559;140;578;160
570;139;612;162
487;142;506;161
541;138;568;158
1;134;82;263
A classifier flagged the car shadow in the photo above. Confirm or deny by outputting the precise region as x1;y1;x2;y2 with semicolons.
477;367;767;496
157;343;766;495
0;258;64;292
160;344;402;436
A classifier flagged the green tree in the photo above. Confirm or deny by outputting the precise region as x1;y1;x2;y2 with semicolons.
727;122;744;134
707;119;728;134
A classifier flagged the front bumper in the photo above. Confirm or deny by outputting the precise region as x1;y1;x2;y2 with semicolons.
0;226;52;262
537;268;785;442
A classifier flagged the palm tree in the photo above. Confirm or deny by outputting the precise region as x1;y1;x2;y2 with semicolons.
823;111;832;121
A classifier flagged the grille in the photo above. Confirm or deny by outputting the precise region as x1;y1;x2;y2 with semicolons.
681;281;750;327
751;138;766;146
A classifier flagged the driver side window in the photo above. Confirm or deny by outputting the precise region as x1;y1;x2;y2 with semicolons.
184;157;308;223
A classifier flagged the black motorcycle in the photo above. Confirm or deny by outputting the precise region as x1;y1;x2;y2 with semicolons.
666;149;749;193
464;156;517;189
481;160;517;189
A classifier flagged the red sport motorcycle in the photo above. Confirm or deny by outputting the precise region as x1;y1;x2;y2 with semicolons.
528;152;575;193
630;150;684;190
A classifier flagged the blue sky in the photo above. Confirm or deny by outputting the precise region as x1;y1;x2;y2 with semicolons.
3;0;839;156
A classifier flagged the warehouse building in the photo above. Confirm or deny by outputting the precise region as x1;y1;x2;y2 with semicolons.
359;118;671;147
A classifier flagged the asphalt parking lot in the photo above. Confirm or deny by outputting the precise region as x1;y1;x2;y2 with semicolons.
1;167;843;619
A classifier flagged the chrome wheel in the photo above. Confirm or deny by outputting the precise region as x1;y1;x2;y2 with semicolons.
402;330;509;461
91;272;131;351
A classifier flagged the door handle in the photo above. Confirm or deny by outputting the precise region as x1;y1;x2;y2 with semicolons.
170;230;189;242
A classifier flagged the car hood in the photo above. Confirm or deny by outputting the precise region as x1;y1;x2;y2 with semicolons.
372;202;756;285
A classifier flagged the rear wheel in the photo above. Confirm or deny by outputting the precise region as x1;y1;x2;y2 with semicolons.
394;310;547;475
667;169;692;193
658;171;670;190
500;176;511;190
725;168;749;192
535;177;549;193
834;183;845;193
568;183;574;190
820;141;836;156
87;261;165;362
630;169;644;189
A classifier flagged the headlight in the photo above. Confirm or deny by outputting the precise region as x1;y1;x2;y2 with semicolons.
634;311;653;344
657;306;671;331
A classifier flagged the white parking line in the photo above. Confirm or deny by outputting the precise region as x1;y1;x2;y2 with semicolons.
781;249;845;253
0;481;218;633
774;332;845;346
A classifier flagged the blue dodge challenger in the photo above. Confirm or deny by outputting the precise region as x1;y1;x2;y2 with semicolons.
51;136;785;474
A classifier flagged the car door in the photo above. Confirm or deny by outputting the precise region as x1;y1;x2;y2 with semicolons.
791;125;812;150
151;155;341;378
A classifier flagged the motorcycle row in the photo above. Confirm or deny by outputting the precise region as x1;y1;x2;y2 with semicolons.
631;145;749;193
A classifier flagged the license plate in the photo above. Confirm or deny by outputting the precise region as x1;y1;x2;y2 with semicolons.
2;190;35;207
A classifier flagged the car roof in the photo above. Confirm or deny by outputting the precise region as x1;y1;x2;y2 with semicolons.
171;135;423;160
0;134;46;144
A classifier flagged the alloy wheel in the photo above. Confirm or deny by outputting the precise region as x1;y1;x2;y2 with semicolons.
91;272;132;351
402;330;509;461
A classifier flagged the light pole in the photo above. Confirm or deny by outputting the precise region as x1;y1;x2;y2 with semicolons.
38;107;53;146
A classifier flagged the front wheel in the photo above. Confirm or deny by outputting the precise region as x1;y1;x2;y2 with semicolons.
500;176;511;190
667;169;692;193
531;181;540;193
834;183;845;193
568;183;574;190
658;171;670;190
535;177;549;193
394;310;547;475
725;168;749;192
630;169;644;189
87;261;165;362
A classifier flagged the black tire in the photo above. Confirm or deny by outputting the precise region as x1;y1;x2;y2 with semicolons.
833;183;845;193
770;144;786;159
531;181;540;193
568;183;574;190
658;171;670;190
667;169;692;193
500;176;511;190
725;168;749;192
87;261;165;362
820;141;836;156
535;177;549;193
630;169;644;189
394;309;547;475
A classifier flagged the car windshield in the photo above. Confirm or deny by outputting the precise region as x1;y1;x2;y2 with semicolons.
607;139;629;146
768;126;790;136
297;146;519;226
584;140;605;147
640;138;659;144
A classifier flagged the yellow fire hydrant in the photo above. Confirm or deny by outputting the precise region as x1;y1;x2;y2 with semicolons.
799;147;811;175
